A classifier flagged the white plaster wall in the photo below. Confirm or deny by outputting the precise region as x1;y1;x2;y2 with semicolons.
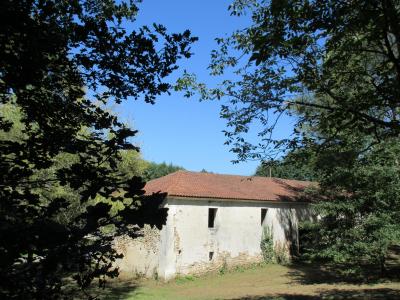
158;204;176;280
115;198;313;280
166;198;312;277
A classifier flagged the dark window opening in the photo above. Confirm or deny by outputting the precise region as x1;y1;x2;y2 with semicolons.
209;251;214;261
208;208;217;228
261;208;267;226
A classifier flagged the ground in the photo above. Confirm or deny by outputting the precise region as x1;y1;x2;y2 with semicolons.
96;264;400;300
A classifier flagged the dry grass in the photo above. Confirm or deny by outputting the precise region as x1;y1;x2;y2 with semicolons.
101;263;400;300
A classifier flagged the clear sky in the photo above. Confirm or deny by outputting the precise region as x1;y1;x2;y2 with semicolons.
117;0;292;176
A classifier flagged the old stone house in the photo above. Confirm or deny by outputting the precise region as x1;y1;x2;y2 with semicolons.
115;171;313;280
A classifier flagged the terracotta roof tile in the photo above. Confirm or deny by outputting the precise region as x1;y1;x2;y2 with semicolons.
144;170;313;202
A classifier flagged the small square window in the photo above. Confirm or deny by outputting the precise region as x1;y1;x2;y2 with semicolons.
208;208;217;228
261;208;268;226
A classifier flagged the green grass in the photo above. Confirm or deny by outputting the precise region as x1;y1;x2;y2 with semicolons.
175;275;196;284
102;263;400;300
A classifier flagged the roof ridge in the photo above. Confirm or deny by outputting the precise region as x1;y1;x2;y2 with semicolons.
169;170;311;184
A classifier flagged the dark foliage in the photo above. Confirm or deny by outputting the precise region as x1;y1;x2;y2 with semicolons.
255;150;318;181
143;161;185;181
178;0;400;160
0;0;196;298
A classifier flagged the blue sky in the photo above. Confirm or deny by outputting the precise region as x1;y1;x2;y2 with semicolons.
117;0;293;176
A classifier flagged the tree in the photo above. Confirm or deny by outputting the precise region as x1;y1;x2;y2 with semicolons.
143;161;185;181
176;0;400;275
0;1;196;298
118;149;149;181
255;150;318;181
177;0;400;159
298;126;400;276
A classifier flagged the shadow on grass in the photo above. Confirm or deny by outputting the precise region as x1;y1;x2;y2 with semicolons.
98;280;139;300
285;262;400;285
228;262;400;300
229;288;400;300
63;279;139;300
286;263;356;285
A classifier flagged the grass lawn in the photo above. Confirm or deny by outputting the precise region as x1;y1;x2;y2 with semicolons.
98;263;400;300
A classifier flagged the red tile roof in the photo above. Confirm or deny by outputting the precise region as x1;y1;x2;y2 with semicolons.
144;171;313;202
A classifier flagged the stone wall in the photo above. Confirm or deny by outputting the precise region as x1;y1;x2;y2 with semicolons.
114;224;162;279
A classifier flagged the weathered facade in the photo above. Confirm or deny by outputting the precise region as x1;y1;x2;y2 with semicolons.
115;171;314;280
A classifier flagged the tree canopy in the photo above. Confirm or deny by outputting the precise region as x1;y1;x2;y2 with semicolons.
254;150;318;181
177;0;400;276
177;0;400;160
0;0;196;298
143;161;185;182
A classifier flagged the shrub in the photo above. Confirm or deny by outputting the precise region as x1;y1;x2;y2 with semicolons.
219;259;228;275
261;227;291;265
260;227;275;263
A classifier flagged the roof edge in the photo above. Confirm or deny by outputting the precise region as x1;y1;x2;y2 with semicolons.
166;195;311;204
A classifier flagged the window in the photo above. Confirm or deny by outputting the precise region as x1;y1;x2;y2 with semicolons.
209;251;214;261
208;208;217;228
261;208;268;226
